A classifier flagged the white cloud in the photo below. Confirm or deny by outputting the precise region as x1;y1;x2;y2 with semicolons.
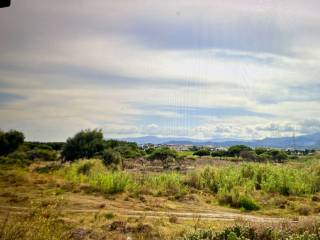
0;0;320;140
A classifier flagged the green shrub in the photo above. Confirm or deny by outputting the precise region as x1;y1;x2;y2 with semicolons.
255;147;268;155
148;147;178;169
77;161;94;175
105;140;143;158
218;188;259;211
193;149;211;157
0;153;31;166
228;145;252;157
211;150;227;158
28;148;57;161
238;195;260;211
102;149;122;168
0;129;25;156
61;129;105;161
148;147;177;161
258;153;272;162
34;163;62;173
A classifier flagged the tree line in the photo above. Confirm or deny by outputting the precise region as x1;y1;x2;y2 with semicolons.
193;145;289;162
0;129;311;167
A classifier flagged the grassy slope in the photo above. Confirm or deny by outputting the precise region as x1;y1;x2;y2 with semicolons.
1;157;320;239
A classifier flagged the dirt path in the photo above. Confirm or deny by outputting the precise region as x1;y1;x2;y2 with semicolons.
0;205;297;223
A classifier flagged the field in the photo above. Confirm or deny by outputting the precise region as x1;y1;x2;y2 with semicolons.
1;154;320;239
1;130;320;239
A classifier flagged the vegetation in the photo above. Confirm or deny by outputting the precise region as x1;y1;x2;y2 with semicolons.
105;139;144;159
102;149;123;169
55;158;320;213
24;141;65;151
228;145;252;158
193;148;211;157
148;147;178;168
1;128;320;239
192;145;289;162
0;145;58;166
0;200;72;240
0;129;24;156
61;129;105;161
184;222;320;240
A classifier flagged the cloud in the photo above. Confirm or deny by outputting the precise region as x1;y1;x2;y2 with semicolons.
0;92;25;104
299;119;320;134
138;104;273;118
0;0;320;140
256;123;295;132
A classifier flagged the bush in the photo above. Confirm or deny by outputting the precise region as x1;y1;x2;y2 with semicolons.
148;147;177;161
28;148;57;161
218;189;259;211
7;151;28;161
193;149;211;157
268;149;288;162
148;147;177;168
258;152;272;162
239;150;257;161
61;129;105;161
255;147;268;155
102;149;122;168
211;150;227;158
0;130;24;156
105;140;143;159
238;195;260;211
297;205;311;216
77;161;94;175
145;147;155;154
228;145;252;157
0;151;31;166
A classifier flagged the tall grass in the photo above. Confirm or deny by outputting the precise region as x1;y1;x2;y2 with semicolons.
185;163;320;197
56;159;320;210
139;172;187;198
57;160;132;194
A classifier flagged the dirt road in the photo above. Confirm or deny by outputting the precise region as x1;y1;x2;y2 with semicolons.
0;205;298;223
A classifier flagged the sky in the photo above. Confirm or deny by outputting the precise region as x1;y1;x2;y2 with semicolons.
0;0;320;141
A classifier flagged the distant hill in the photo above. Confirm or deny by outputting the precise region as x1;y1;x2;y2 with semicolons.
120;132;320;149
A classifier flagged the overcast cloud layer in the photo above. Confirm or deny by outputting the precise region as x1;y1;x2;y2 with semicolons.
0;0;320;141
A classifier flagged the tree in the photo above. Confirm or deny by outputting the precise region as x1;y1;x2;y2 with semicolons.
211;150;227;159
145;147;155;154
61;129;105;161
254;147;268;155
193;148;211;157
0;130;25;156
27;148;57;161
228;145;252;158
269;149;288;162
105;140;143;158
239;150;257;161
257;152;272;162
148;147;177;168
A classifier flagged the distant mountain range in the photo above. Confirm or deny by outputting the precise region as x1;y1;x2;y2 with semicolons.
120;132;320;149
